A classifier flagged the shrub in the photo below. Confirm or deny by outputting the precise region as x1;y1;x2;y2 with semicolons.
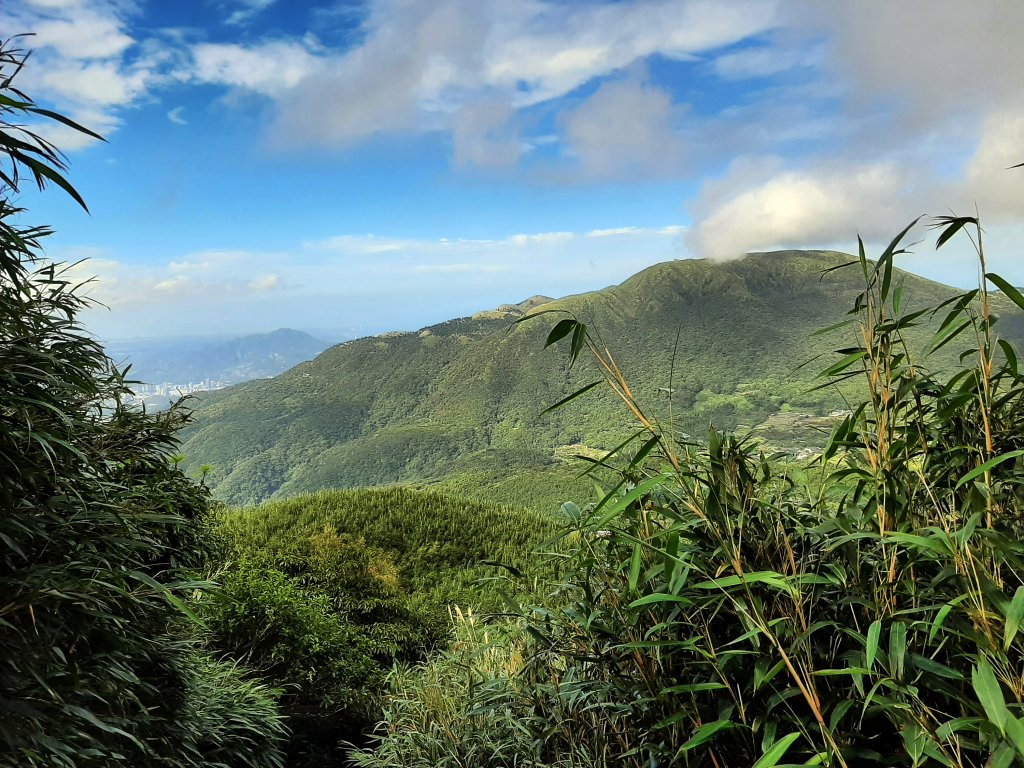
351;609;546;768
0;38;286;766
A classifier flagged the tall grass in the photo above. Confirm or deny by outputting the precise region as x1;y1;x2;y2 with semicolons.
357;214;1024;767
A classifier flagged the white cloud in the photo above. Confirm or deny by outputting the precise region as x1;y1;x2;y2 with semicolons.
8;0;178;148
225;0;278;26
39;60;147;106
68;225;687;337
587;227;639;237
30;8;133;59
686;158;919;260
681;2;1024;258
183;0;779;159
452;99;521;168
560;78;686;178
167;106;186;124
487;0;779;106
713;42;822;80
191;39;322;96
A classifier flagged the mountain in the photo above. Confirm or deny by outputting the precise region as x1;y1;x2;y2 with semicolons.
179;252;1024;506
110;328;331;387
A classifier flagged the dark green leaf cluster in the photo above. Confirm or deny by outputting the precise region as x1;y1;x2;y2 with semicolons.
0;39;286;767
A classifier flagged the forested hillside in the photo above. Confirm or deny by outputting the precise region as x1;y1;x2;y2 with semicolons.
181;251;1024;505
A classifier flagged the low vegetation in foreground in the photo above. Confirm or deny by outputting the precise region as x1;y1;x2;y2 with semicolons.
353;218;1024;767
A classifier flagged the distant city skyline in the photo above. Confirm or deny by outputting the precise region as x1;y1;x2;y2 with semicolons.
8;0;1024;339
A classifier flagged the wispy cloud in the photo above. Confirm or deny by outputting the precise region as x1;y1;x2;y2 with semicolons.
166;105;187;124
185;0;779;170
224;0;279;26
67;225;686;337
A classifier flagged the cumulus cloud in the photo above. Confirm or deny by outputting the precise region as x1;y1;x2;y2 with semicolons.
452;100;521;168
184;0;778;159
682;1;1024;259
686;158;921;260
191;38;323;97
8;0;179;148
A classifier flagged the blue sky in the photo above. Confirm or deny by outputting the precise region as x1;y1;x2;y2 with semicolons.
7;0;1024;340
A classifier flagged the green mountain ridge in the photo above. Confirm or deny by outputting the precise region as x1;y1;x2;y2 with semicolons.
181;251;1024;506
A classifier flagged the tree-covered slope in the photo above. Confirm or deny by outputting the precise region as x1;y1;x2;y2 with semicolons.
181;251;1022;505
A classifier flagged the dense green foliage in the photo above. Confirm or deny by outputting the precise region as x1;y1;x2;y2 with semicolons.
0;40;286;767
181;252;1024;507
204;487;564;764
356;217;1024;767
214;486;564;607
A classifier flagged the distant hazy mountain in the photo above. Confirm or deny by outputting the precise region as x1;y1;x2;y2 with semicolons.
178;252;1024;506
109;328;331;386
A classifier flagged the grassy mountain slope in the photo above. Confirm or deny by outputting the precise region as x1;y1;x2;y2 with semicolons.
181;251;1022;505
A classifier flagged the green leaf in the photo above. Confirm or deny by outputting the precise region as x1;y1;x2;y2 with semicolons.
693;570;797;598
973;659;1008;732
18;154;90;211
539;380;603;415
675;719;735;754
1004;586;1024;651
629;593;693;608
987;273;1024;314
592;473;670;528
569;321;587;366
991;743;1016;768
1005;715;1024;758
816;349;867;379
933;215;977;250
889;621;907;681
955;450;1024;489
752;732;801;768
544;318;577;347
866;620;882;670
660;682;727;694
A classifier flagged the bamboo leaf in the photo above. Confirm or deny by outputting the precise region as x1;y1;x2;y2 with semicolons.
544;318;577;347
987;273;1024;314
866;620;882;670
1004;586;1024;651
752;732;802;768
539;380;603;415
675;719;735;753
973;659;1008;732
955;450;1024;489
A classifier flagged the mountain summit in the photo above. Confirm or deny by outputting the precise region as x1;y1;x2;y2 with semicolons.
180;251;1021;505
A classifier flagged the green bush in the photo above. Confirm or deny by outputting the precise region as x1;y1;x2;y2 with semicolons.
202;522;452;765
351;609;546;768
0;39;286;767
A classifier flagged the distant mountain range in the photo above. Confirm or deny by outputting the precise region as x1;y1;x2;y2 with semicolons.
178;252;1024;507
108;328;331;387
